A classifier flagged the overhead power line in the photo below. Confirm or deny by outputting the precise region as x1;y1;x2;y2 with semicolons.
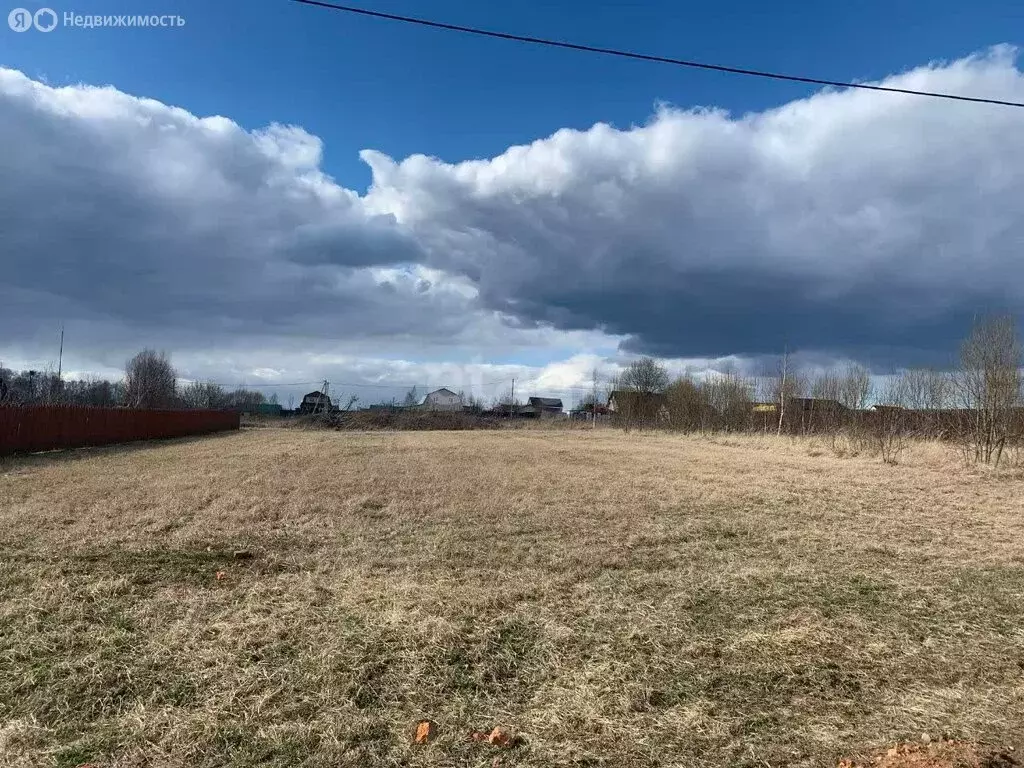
291;0;1024;109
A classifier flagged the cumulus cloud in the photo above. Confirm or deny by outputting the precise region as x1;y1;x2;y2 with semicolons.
362;46;1024;361
2;48;1023;387
0;69;460;347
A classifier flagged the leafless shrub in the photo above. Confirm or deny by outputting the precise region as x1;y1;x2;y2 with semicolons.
871;378;909;464
952;314;1023;467
660;371;754;434
664;376;712;432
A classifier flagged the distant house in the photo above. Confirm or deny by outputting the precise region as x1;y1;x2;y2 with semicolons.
299;390;334;415
419;388;463;411
751;402;777;413
527;397;564;418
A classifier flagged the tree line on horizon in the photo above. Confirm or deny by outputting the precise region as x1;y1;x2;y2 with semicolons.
0;349;272;411
4;313;1023;466
605;313;1024;466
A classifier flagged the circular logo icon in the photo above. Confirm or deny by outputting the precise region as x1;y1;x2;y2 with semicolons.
33;7;57;31
8;7;32;31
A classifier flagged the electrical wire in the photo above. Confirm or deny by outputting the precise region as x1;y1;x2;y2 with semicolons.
291;0;1024;109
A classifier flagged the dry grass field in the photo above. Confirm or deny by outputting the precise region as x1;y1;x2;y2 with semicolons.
2;428;1023;767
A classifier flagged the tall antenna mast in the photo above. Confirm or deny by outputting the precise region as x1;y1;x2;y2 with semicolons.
57;325;64;381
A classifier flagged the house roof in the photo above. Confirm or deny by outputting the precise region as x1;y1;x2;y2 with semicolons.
528;397;563;408
425;388;458;397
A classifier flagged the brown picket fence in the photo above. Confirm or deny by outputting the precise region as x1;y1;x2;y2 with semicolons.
0;405;240;456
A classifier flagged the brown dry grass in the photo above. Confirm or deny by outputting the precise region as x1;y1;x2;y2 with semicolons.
1;429;1023;767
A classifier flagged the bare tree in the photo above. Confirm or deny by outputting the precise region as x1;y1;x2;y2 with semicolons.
952;314;1023;466
496;388;520;408
124;349;177;409
811;370;841;402
0;364;11;404
0;364;125;407
810;369;843;436
807;362;872;440
899;368;930;410
225;388;265;408
617;357;670;430
771;350;806;434
181;381;226;409
837;363;872;410
588;367;603;426
704;371;753;432
462;391;485;413
889;367;951;437
402;386;419;407
620;357;669;394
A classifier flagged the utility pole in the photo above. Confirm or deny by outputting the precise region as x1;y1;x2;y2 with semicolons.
48;325;65;404
509;377;515;420
591;367;599;429
57;325;64;382
313;379;329;416
777;346;788;436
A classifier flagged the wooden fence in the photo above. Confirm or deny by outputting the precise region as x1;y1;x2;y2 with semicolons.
0;405;240;456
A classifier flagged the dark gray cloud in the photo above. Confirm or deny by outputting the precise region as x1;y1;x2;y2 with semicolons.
0;71;439;346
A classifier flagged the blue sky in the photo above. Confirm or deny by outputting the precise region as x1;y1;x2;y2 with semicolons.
1;1;1023;404
5;0;1020;189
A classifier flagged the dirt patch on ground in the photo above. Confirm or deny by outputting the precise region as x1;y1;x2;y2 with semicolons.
841;740;1019;768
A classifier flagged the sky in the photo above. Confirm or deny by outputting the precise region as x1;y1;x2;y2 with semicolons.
1;0;1023;407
